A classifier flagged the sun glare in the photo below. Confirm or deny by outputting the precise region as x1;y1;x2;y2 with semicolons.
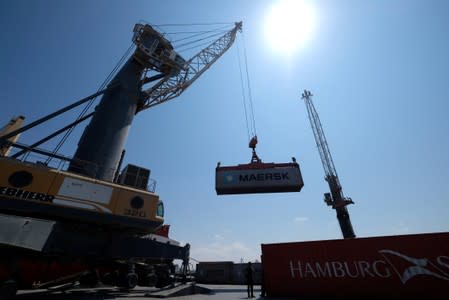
264;0;316;55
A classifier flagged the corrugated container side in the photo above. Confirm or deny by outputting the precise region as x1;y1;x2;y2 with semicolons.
196;262;234;284
232;263;262;284
262;232;449;299
216;162;304;195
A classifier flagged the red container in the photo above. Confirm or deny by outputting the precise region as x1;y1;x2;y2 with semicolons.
262;232;449;299
155;224;170;238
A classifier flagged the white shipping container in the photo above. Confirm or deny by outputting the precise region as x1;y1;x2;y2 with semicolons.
215;162;303;195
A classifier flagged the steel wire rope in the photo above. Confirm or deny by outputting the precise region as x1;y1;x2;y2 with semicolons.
176;36;235;55
165;28;229;35
236;39;251;142
152;22;234;26
44;43;135;164
138;20;233;38
177;40;217;54
174;30;229;49
165;30;217;34
167;24;233;43
241;32;257;137
174;25;234;55
134;22;232;55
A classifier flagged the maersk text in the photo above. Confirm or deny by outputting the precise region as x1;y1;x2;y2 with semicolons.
239;172;289;182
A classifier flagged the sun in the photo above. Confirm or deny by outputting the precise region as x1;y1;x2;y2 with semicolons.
264;0;316;55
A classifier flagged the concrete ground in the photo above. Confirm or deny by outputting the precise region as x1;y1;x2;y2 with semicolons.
169;285;265;300
14;285;288;300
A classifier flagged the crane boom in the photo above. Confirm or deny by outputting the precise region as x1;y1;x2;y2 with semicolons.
302;90;356;239
139;22;242;111
303;91;338;179
68;22;242;181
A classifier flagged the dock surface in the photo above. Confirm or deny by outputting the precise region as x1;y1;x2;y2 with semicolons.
14;285;275;300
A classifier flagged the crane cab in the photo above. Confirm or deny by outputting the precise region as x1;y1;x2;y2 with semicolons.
132;23;186;76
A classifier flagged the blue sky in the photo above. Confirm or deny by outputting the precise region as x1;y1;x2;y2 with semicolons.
1;0;449;262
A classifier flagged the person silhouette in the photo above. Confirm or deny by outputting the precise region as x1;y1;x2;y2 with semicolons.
245;262;254;298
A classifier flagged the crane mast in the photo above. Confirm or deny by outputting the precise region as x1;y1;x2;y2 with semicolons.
302;90;355;239
68;22;242;181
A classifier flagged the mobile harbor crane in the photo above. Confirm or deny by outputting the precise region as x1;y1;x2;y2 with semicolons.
302;90;355;239
0;21;242;296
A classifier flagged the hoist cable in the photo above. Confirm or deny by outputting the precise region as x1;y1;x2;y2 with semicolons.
241;32;257;137
236;40;251;142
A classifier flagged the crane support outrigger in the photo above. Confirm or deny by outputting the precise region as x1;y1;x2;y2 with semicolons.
302;90;355;239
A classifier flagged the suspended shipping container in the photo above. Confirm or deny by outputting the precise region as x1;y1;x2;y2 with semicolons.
215;161;303;195
261;232;449;299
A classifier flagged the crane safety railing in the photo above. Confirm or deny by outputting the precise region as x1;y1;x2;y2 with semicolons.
4;145;157;193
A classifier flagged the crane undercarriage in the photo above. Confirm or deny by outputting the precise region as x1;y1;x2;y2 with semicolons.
0;212;190;291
